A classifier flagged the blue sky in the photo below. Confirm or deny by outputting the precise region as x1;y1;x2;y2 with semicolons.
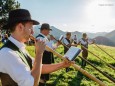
17;0;115;32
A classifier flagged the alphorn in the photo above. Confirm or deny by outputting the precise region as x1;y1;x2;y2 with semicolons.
79;56;115;83
30;35;106;86
50;35;115;83
50;34;69;48
80;45;115;70
71;39;115;70
94;43;115;60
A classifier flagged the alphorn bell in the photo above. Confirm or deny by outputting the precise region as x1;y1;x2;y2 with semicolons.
30;35;106;86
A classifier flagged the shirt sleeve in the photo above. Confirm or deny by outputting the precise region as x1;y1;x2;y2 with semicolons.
47;40;58;50
0;48;34;86
36;36;46;41
46;40;54;48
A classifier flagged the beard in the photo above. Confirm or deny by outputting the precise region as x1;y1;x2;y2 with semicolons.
22;27;31;42
23;33;30;42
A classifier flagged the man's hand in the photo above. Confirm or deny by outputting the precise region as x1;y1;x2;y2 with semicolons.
62;59;75;68
35;39;46;54
50;35;55;40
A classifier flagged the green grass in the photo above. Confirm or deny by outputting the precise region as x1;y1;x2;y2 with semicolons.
0;44;115;86
26;44;115;86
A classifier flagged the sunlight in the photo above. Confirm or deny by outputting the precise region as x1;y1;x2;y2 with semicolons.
85;0;113;25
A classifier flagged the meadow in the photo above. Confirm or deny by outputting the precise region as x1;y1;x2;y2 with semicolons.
27;44;115;86
0;44;115;86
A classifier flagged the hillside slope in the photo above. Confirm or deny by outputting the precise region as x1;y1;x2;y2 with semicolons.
94;36;115;46
106;30;115;43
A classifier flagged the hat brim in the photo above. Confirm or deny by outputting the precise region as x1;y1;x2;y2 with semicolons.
2;19;39;30
39;28;52;31
30;20;39;25
2;20;40;30
48;28;52;31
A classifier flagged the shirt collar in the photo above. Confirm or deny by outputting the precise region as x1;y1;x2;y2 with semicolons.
40;33;49;40
8;36;26;49
40;33;47;38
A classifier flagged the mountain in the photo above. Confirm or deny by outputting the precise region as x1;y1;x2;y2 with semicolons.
33;26;115;46
33;25;65;39
71;31;82;39
33;26;82;39
50;26;65;38
33;25;108;39
106;30;115;43
87;32;108;38
94;36;115;46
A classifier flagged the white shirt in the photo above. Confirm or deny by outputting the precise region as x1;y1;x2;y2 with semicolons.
63;38;70;45
79;38;92;45
73;37;78;43
0;36;34;86
36;33;57;50
79;38;87;45
79;39;93;45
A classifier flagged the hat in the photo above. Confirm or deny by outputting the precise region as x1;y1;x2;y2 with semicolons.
4;9;39;28
83;33;87;36
66;32;71;35
40;23;52;31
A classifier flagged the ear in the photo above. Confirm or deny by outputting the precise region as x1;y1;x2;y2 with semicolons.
16;23;24;32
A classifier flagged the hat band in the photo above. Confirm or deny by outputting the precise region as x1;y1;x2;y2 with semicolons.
8;16;31;23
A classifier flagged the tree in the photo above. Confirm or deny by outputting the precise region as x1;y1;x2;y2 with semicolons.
0;0;20;30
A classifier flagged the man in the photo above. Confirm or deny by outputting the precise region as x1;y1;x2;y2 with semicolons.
36;23;60;86
63;32;73;72
0;9;72;86
73;34;78;44
63;32;72;54
78;33;94;67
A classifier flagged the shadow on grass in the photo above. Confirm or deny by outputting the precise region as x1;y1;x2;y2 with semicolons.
88;59;103;66
109;63;115;67
51;73;64;86
68;71;84;86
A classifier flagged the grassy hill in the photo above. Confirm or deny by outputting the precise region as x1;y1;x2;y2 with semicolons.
0;44;115;86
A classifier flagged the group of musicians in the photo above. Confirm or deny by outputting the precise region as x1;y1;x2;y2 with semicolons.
0;9;94;86
37;23;94;85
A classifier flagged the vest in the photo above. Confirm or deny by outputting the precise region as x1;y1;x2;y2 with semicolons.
0;40;32;86
64;38;71;54
81;38;88;49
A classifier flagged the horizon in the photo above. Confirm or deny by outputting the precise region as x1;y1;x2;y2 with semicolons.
17;0;115;33
34;25;114;33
